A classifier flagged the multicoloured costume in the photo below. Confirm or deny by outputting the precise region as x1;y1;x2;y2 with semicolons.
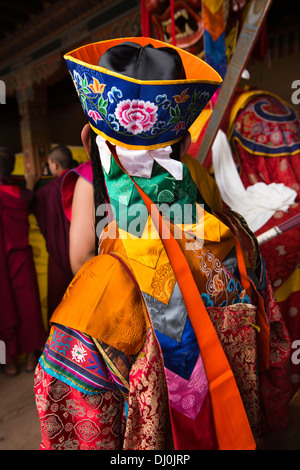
32;170;74;321
34;38;287;450
226;90;300;397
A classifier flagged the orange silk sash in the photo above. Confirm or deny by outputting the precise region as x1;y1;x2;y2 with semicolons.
107;143;256;450
50;253;150;355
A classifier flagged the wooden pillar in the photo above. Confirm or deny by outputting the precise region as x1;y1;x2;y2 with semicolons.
17;84;51;174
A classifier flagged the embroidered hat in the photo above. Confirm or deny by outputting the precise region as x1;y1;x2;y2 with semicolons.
64;37;222;150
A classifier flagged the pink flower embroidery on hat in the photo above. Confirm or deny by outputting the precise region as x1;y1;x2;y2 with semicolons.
173;121;186;134
115;99;158;135
88;109;103;123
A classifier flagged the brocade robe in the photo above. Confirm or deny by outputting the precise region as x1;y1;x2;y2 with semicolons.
34;152;289;450
0;181;46;362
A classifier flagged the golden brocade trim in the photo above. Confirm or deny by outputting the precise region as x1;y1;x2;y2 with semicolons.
232;135;300;158
93;338;130;391
123;327;174;450
207;302;263;446
242;316;261;333
150;262;176;304
50;253;150;356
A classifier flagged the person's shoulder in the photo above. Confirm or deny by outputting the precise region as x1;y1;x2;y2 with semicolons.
61;160;93;221
72;160;93;184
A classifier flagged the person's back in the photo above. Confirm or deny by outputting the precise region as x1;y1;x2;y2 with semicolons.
32;145;74;319
34;37;290;451
0;147;46;376
0;184;31;252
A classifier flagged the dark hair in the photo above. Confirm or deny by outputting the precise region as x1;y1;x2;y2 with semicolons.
0;147;15;176
90;129;109;253
49;145;73;170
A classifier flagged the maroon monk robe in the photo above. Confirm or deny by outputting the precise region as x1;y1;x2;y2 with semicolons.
0;183;47;363
32;171;74;321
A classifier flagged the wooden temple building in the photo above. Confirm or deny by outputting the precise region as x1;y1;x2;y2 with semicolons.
0;0;143;173
0;0;299;173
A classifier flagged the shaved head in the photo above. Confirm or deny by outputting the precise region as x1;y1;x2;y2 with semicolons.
48;145;73;170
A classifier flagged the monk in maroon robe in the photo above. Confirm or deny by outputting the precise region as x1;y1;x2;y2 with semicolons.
0;147;47;376
32;145;74;322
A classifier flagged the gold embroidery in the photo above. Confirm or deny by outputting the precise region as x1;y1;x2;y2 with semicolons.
123;327;174;450
151;262;176;304
207;303;262;446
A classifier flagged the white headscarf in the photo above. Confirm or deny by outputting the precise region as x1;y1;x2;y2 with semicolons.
96;135;183;181
212;130;297;232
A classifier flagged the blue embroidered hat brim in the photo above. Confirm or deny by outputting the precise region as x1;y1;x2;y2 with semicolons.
64;37;222;150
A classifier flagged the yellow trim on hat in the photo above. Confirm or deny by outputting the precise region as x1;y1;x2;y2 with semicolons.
89;123;183;150
232;136;300;158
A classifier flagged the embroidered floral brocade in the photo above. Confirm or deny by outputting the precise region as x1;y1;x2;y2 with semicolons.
34;363;124;450
215;209;292;432
66;48;219;149
50;254;150;356
123;327;174;450
151;262;177;304
259;274;292;433
177;230;250;308
207;303;262;446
